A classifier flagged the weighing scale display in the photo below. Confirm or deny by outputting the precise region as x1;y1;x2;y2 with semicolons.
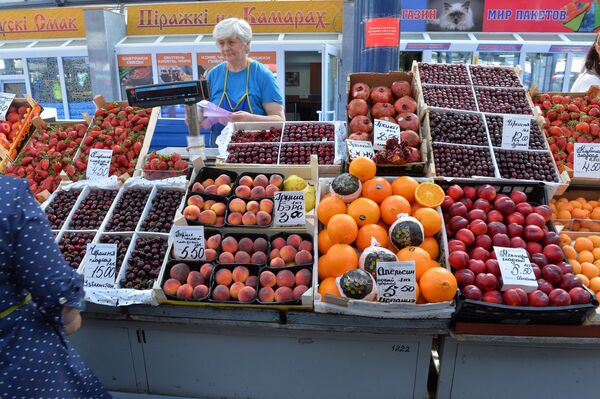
127;80;209;107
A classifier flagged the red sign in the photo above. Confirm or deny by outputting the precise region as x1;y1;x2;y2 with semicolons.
365;18;400;48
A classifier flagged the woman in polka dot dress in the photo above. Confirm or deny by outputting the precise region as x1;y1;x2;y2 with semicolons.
0;176;111;398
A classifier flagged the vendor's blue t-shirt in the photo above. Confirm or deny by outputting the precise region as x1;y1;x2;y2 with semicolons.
207;60;283;116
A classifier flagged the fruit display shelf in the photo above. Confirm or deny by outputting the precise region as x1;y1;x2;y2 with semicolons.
0;95;42;166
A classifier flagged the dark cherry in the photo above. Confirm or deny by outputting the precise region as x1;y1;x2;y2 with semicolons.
430;110;488;146
45;189;81;230
469;65;522;88
120;236;167;290
433;143;495;178
140;189;184;233
58;232;95;269
418;63;470;85
423;85;477;111
485;114;546;150
106;188;151;232
99;234;132;276
494;149;558;182
68;190;117;230
475;87;533;115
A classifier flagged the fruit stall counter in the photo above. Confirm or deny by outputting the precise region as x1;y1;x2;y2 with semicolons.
70;304;447;399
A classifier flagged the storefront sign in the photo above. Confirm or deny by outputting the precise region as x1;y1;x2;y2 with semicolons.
373;119;400;151
365;18;400;48
501;115;531;150
346;140;375;160
0;92;16;121
157;54;193;84
273;191;305;227
494;246;538;292
549;45;591;53
197;52;276;76
127;1;343;35
118;54;154;97
86;149;112;180
172;226;206;260
0;8;86;39
574;143;600;178
84;243;117;289
405;43;450;50
376;261;416;304
477;44;523;52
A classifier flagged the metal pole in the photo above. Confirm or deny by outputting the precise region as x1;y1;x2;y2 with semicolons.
184;104;199;137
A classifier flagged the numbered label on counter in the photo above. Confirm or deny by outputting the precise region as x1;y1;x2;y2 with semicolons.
84;243;117;289
274;191;305;227
501;115;531;150
86;149;112;180
172;226;205;260
0;92;16;121
347;139;375;160
574;143;600;178
494;246;537;292
373;119;400;151
376;261;416;303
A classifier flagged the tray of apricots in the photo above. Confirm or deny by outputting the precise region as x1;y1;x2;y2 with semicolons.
551;191;600;238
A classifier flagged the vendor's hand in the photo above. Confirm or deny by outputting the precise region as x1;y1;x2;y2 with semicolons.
230;111;253;122
62;306;82;336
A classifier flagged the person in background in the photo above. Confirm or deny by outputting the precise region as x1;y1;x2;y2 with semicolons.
0;176;111;398
571;34;600;92
204;17;285;146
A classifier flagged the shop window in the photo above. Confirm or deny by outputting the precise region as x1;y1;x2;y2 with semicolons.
0;58;24;75
2;82;26;97
27;57;64;119
431;51;472;64
524;53;567;92
63;56;94;119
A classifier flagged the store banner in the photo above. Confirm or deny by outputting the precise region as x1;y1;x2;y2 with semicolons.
127;1;343;35
117;54;154;98
0;7;85;39
157;54;193;83
197;52;276;77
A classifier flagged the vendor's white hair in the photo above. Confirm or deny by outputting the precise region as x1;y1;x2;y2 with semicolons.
213;18;253;45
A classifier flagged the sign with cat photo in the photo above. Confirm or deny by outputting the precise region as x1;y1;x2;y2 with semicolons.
422;0;484;32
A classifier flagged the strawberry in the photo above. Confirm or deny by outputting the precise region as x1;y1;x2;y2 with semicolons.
75;159;86;171
133;142;142;155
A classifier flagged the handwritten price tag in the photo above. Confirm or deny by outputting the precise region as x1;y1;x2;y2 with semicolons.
373;119;400;151
574;143;600;179
494;246;538;292
86;149;112;180
0;92;16;121
172;226;205;260
376;261;416;303
501;115;531;150
347;139;375;160
274;191;305;227
84;243;117;289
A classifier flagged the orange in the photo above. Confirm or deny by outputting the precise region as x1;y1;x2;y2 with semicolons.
560;233;572;246
317;196;347;225
592;209;600;220
322;243;358;278
590;235;600;248
572;208;588;219
318;255;330;281
318;230;334;254
419;237;440;260
571;200;582;209
415;282;420;302
412;207;442;237
578;250;595;264
380;195;411;225
596;291;600;302
574;237;594;252
589;276;600;293
430;260;442;268
362;177;393;204
327;214;358;244
571;259;582;275
577;274;590;287
595;260;600;269
581;262;600;279
318;277;341;298
348;157;377;182
593;248;600;260
562;245;577;260
419;267;457;303
356;223;389;251
411;201;424;214
557;210;571;219
347;197;381;227
397;246;432;281
414;182;445;208
391;176;419;202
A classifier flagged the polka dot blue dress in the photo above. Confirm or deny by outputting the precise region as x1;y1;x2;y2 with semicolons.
0;176;111;398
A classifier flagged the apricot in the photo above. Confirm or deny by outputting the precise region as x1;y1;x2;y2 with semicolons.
256;211;272;226
253;174;269;188
177;283;194;299
230;281;245;300
246;200;260;213
260;270;277;288
212;284;230;301
221;236;238;253
298;240;313;252
187;195;204;208
203;200;216;210
295;268;312;286
258;286;275;302
170;263;190;283
218;252;235;264
276;269;295;288
232;265;249;282
206;234;222;250
187;271;204;288
234;251;251;264
204;185;218;195
270;248;280;259
200;263;213;281
163;278;181;296
286;234;303;248
198;210;217;225
229;198;247;213
202;178;215;187
269;174;283;188
191;182;204;193
192;284;209;299
251;186;266;199
272;237;286;250
246;275;258;288
242;211;257;225
275;286;294;302
211;202;227;216
217;185;231;196
215;268;233;285
183;205;201;221
239;175;254;187
227;212;243;225
205;249;217;261
254;237;268;253
270;257;285;268
293;285;308;301
238;286;256;303
214;174;232;187
265;184;279;197
235;185;252;199
279;245;298;263
259;199;273;213
251;251;266;264
295;250;313;265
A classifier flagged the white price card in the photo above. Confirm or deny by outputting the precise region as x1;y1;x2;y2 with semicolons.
574;143;600;178
501;115;531;150
493;246;538;292
346;139;375;160
84;243;117;289
172;226;206;260
0;92;16;121
376;261;416;303
274;191;305;227
86;149;112;180
373;119;401;151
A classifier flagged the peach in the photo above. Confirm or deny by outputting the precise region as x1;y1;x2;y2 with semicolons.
198;210;217;225
204;185;218;195
279;245;298;264
221;236;238;253
254;237;268;253
234;251;251;264
270;257;285;268
251;186;266;199
187;195;204;208
217;185;231;196
272;237;286;250
265;184;279;197
193;284;209;299
187;271;204;288
295;250;313;265
212;284;230;301
253;174;269;188
238;237;254;254
205;249;217;261
238;286;256;303
227;212;243;225
230;281;245;300
203;200;216;210
211;202;227;216
232;265;249;282
298;240;313;252
256;211;272;226
293;285;308;301
229;198;246;213
163;278;181;296
259;199;273;213
295;268;312;286
214;174;232;187
246;200;260;213
235;185;252;199
183;205;201;221
170;263;190;283
215;268;233;285
259;270;277;288
200;263;213;281
216;216;225;226
276;270;295;288
274;286;294;302
258;286;275;302
269;174;283;188
242;211;257;225
270;248;281;260
239;175;254;187
246;275;258;288
206;234;222;250
251;251;266;264
191;182;204;193
286;234;303;248
218;252;235;264
177;283;194;299
201;178;215;187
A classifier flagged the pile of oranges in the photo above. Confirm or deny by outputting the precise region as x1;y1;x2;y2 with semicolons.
561;234;600;301
316;157;457;304
551;196;600;232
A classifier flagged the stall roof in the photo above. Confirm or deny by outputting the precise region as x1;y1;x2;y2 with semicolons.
428;32;471;41
563;33;596;42
117;33;342;47
519;33;563;42
473;33;518;41
160;35;200;43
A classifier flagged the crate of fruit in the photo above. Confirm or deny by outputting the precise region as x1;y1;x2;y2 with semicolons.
437;179;598;325
0;96;42;171
139;151;190;180
551;189;600;238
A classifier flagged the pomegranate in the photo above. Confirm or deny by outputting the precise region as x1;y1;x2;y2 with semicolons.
347;99;368;118
399;130;420;147
378;116;397;124
391;80;411;98
349;115;373;134
396;112;419;131
370;86;393;103
394;96;417;114
351;82;371;100
406;147;421;163
371;102;396;119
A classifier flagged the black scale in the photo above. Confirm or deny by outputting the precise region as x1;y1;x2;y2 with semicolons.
126;80;210;108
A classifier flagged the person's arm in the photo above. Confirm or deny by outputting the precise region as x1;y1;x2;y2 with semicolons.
230;102;284;122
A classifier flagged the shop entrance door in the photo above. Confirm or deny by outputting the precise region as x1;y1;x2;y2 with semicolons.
284;51;322;121
319;44;339;122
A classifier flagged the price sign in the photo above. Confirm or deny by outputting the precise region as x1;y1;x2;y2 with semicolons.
86;149;112;180
494;246;538;292
84;243;117;289
0;92;16;121
274;191;305;227
373;119;400;151
501;115;531;150
347;139;375;160
574;143;600;178
376;261;416;303
172;226;206;260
